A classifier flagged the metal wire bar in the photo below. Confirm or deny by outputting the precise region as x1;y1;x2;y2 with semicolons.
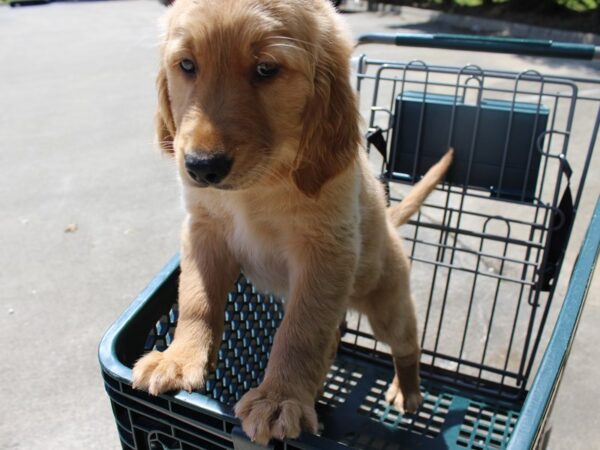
420;350;521;380
391;194;555;229
403;236;538;270
357;33;599;61
358;59;600;90
404;221;546;252
477;220;511;381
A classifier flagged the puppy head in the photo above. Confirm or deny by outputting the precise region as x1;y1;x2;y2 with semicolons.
156;0;360;195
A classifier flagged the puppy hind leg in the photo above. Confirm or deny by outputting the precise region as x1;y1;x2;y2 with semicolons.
365;288;423;414
386;348;422;414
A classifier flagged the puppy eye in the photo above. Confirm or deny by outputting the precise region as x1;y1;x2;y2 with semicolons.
179;59;196;75
255;62;279;79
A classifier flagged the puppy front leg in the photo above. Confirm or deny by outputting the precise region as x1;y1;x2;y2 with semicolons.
132;218;238;395
235;242;355;445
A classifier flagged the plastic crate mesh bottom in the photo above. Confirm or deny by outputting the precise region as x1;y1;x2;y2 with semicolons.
144;274;284;405
140;274;520;449
358;378;453;439
318;363;363;409
347;389;518;450
456;402;518;450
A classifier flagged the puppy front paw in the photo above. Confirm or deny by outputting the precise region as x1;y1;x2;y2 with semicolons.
234;386;318;445
132;344;209;396
385;378;423;414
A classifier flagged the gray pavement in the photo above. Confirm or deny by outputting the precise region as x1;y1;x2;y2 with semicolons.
0;1;598;449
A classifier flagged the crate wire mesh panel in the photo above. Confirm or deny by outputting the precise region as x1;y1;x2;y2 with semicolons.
99;39;600;450
353;56;599;403
144;276;284;406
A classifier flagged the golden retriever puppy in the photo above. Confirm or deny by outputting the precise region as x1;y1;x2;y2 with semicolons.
132;0;453;444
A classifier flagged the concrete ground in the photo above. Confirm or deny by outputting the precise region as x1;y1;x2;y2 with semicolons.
0;1;597;449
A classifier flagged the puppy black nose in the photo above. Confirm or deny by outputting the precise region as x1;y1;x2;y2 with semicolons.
184;153;233;186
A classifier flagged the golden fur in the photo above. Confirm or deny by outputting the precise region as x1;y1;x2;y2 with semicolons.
132;0;453;444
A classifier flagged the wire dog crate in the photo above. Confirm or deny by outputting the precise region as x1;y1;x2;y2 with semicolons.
354;38;598;399
100;34;600;450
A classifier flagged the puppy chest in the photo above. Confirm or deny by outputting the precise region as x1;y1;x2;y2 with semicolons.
228;221;289;296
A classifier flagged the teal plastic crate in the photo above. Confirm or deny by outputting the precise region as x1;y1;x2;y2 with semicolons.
99;199;598;449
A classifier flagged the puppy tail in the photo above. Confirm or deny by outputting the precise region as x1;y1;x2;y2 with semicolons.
388;149;454;227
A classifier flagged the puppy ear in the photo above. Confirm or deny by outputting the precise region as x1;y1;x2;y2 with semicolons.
155;66;176;156
292;39;360;197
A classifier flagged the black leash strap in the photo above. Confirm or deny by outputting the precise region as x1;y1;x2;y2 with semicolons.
366;127;387;161
539;156;575;292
